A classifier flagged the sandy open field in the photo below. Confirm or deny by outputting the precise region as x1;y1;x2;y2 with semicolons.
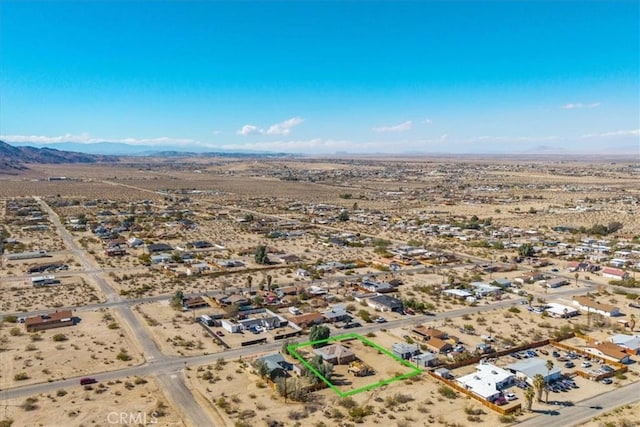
0;376;185;427
0;309;143;389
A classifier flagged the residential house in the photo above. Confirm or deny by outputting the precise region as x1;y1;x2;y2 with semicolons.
25;310;74;332
602;268;629;280
392;342;420;360
289;312;324;328
573;296;620;317
411;352;438;368
147;243;173;253
609;334;640;355
457;363;514;402
360;280;395;293
278;254;301;264
322;305;350;323
506;357;562;385
425;337;453;354
313;344;356;365
545;303;579;318
543;277;569;288
182;297;209;310
585;342;631;364
254;353;293;380
367;295;404;313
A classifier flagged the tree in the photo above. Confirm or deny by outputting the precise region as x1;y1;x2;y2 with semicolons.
527;293;534;307
246;276;253;295
305;355;333;383
518;243;535;258
338;210;349;222
524;387;535;412
266;274;273;291
629;314;636;331
533;374;545;402
170;290;184;311
309;325;330;348
574;272;579;286
254;245;269;264
545;360;554;403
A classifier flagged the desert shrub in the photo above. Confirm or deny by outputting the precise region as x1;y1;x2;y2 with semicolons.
20;397;38;411
0;419;14;427
499;415;515;423
116;350;132;361
9;327;22;336
437;386;457;399
339;397;358;409
56;389;68;397
348;405;374;423
52;334;68;342
14;372;29;381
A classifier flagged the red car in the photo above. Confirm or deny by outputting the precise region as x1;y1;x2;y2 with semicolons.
80;377;97;385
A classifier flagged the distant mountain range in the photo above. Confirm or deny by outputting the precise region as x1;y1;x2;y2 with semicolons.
5;141;283;157
0;140;117;172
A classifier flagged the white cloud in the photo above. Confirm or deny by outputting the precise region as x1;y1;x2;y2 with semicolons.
236;117;304;136
581;129;640;138
0;133;196;146
211;130;223;135
561;102;601;110
266;117;304;135
422;118;433;124
372;120;413;133
236;125;263;136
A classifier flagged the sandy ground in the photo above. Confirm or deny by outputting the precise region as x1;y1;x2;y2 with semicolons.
133;301;226;357
0;309;143;389
580;401;640;427
0;376;185;427
0;274;104;313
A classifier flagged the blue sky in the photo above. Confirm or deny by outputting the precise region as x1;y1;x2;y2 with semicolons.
1;1;638;154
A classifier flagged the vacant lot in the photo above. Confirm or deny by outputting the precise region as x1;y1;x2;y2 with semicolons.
0;376;184;427
0;309;143;389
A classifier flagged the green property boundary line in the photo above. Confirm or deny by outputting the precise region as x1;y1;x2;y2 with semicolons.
286;333;422;398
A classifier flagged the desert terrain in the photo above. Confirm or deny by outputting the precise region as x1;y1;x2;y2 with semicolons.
1;157;639;427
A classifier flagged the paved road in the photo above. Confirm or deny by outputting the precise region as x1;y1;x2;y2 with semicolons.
515;381;640;427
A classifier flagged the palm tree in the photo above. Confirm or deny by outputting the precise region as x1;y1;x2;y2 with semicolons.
524;387;535;412
629;314;636;332
545;359;554;383
574;272;579;286
533;374;545;402
267;274;273;291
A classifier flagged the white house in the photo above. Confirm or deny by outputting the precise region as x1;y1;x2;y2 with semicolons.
545;302;579;318
456;363;514;402
573;296;620;317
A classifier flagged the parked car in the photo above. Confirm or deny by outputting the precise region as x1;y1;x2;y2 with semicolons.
552;350;560;358
601;378;613;385
506;393;517;401
80;377;97;385
564;361;575;368
581;361;592;368
215;330;224;337
375;316;387;323
600;365;614;373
